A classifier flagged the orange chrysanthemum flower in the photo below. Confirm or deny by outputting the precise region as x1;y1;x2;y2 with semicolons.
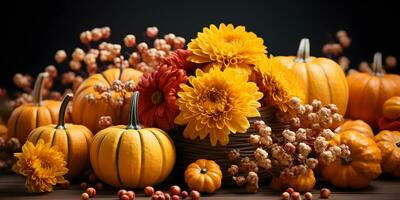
253;56;305;112
12;139;68;193
175;67;263;146
188;23;267;74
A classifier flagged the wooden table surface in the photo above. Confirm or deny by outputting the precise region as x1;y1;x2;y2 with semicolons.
1;174;400;200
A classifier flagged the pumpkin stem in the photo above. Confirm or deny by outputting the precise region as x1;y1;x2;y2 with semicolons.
56;93;73;129
32;72;49;106
127;91;142;130
295;38;311;63
372;52;385;76
200;168;208;174
118;55;124;80
341;156;353;165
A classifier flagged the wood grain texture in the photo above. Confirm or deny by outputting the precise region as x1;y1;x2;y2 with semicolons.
0;174;399;199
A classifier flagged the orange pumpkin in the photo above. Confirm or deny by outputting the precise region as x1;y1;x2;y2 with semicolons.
346;52;400;128
90;91;175;188
72;68;142;133
184;159;222;193
274;38;348;115
0;123;7;138
7;72;65;143
271;168;316;193
320;130;382;189
338;120;374;138
382;96;400;120
26;94;93;178
374;130;400;177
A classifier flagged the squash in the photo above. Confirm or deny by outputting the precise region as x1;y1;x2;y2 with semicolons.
7;72;66;143
346;52;400;128
72;68;142;133
382;96;400;120
271;168;316;193
184;159;222;193
90;91;175;188
0;123;7;138
26;94;93;178
320;130;382;189
274;38;348;115
374;130;400;177
338;120;374;139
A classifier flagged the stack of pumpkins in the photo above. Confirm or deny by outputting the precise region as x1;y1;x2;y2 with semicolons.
2;37;400;193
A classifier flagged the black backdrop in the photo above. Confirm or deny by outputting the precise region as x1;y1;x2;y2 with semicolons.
1;0;399;94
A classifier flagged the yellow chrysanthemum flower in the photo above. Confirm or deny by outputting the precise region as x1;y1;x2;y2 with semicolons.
12;139;68;193
188;23;267;74
175;67;263;146
253;56;305;112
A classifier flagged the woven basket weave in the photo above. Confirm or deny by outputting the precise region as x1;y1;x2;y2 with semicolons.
171;106;289;185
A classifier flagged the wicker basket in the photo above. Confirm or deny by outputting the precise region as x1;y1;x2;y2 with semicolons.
171;106;289;185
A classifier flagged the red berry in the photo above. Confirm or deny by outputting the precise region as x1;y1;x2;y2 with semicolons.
172;195;180;200
86;187;96;197
190;190;201;200
81;192;90;200
181;191;189;198
170;185;181;196
80;182;88;190
61;180;70;189
152;194;165;200
286;188;294;195
155;190;164;196
126;191;135;200
144;186;155;196
118;189;127;197
121;194;130;200
164;193;171;200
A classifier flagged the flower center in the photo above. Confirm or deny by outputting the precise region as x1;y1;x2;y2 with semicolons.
341;156;352;165
396;141;400;147
151;90;164;105
41;160;51;169
200;168;208;174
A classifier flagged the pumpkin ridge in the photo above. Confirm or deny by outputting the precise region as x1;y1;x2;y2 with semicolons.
46;106;55;125
11;109;23;138
33;127;47;144
100;71;113;87
50;128;57;146
137;129;145;187
150;129;166;183
115;130;125;187
305;62;312;103
94;131;108;181
35;107;40;128
318;62;332;103
357;75;373;119
65;130;72;174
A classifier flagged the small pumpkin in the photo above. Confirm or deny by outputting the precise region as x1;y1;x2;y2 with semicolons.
72;68;142;133
26;94;93;178
382;96;400;120
90;91;175;188
346;52;400;128
271;168;316;193
7;72;67;143
338;120;374;138
320;130;382;189
274;38;349;115
0;123;7;138
184;159;222;193
374;130;400;177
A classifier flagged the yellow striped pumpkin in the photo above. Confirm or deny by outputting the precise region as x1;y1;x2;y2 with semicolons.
90;91;176;188
27;94;93;178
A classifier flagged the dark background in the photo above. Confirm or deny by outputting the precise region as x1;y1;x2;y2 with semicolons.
1;0;399;94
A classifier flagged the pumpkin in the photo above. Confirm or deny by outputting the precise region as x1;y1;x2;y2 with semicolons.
7;72;66;143
346;52;400;128
0;123;7;138
374;130;400;177
271;168;316;193
26;94;93;178
274;38;348;115
382;96;400;120
90;91;175;188
320;130;382;189
72;68;142;133
337;120;374;138
184;159;222;193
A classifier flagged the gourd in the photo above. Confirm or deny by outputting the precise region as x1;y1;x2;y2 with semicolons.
90;91;176;188
184;159;222;193
271;168;316;193
374;130;400;177
338;120;374;138
382;96;400;120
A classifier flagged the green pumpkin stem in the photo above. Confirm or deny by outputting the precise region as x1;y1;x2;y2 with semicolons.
295;38;311;63
32;72;49;105
127;91;142;130
372;52;385;76
56;94;73;129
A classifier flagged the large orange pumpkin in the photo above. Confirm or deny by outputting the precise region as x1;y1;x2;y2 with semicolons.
26;94;93;178
338;120;374;138
382;96;400;120
374;130;400;177
274;38;348;115
271;168;316;193
320;130;382;189
346;52;400;128
7;72;65;143
90;91;175;188
72;68;142;133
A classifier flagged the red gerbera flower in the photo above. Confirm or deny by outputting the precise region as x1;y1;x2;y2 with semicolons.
163;49;201;75
137;64;188;130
